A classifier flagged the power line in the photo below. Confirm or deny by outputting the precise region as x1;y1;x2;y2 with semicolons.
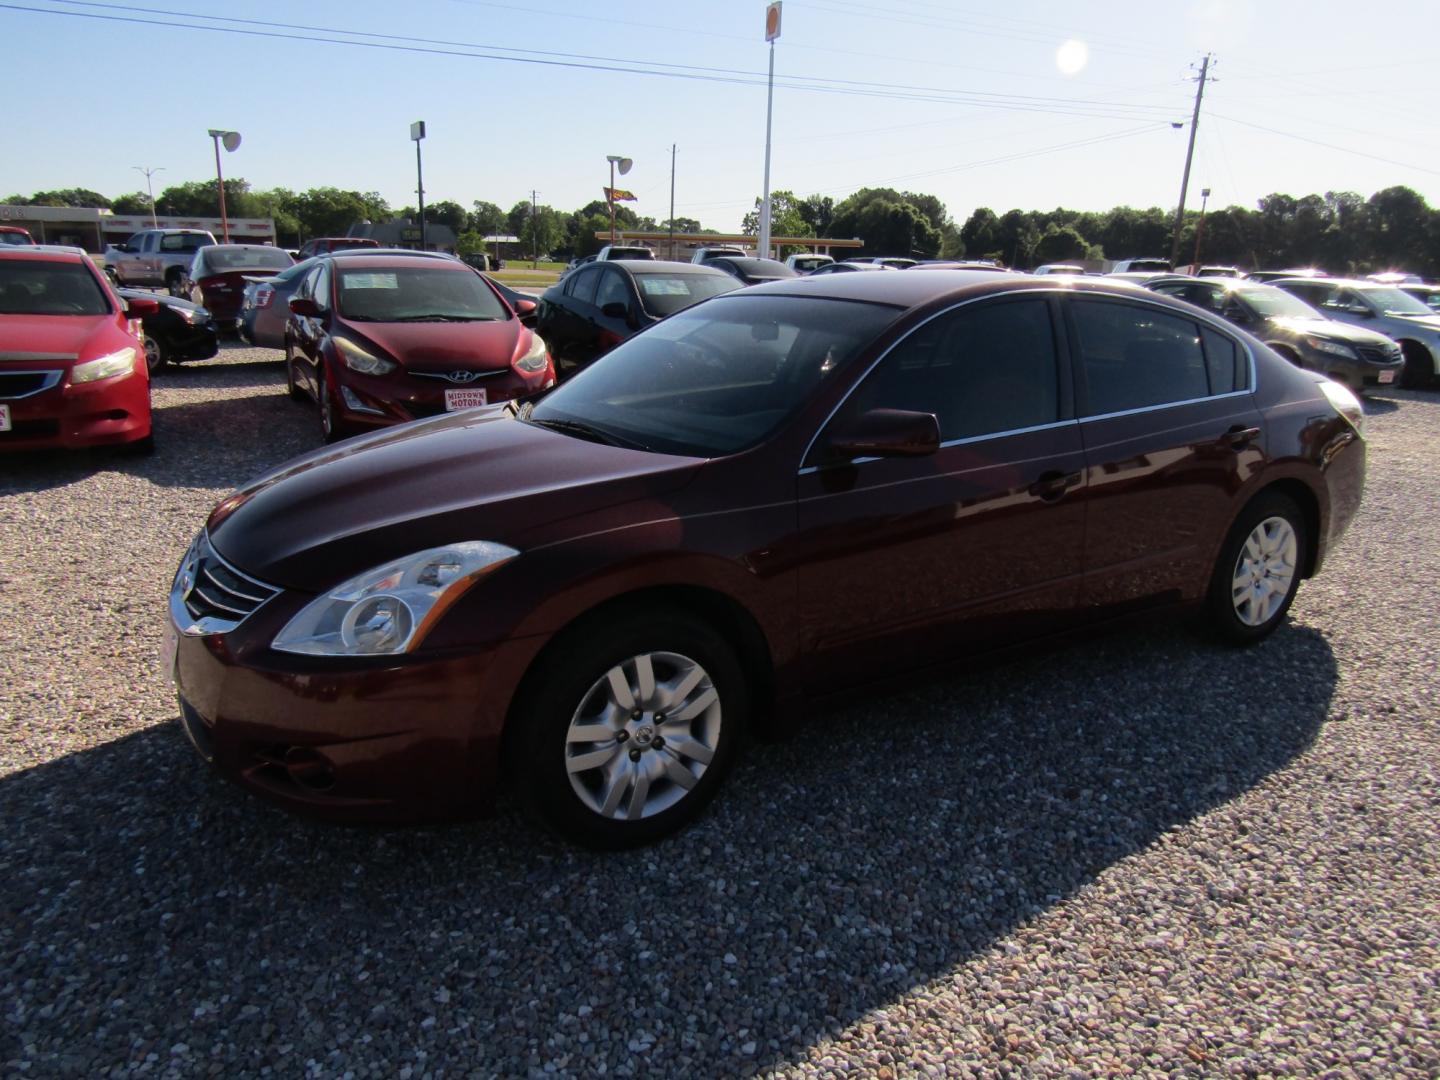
1208;112;1440;177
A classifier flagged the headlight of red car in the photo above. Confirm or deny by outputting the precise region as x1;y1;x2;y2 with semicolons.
71;347;138;384
336;337;397;376
513;331;549;373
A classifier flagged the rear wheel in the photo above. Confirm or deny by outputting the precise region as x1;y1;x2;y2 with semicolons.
515;610;747;848
166;271;190;299
1206;492;1306;646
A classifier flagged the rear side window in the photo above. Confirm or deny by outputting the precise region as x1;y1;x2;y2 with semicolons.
836;298;1061;442
595;268;631;310
1200;327;1247;394
568;267;600;304
1071;300;1210;415
161;233;206;253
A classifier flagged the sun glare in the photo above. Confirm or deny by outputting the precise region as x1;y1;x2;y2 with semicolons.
1056;39;1089;76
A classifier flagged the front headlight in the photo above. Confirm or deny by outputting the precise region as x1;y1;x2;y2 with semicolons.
513;331;549;373
1305;336;1358;359
71;347;138;384
272;542;518;656
176;305;209;325
1318;378;1364;438
336;337;397;376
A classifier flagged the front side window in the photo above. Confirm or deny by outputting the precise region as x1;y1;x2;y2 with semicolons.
311;264;331;311
594;268;632;310
1071;300;1211;415
0;260;110;316
528;295;899;457
1357;287;1432;316
829;298;1061;445
568;267;600;305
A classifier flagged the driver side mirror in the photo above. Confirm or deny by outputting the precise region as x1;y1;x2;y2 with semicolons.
125;297;160;318
512;298;537;317
289;297;321;317
827;408;941;460
601;301;637;328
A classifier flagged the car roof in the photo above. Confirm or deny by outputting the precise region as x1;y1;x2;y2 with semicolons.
321;253;470;270
617;260;731;276
0;245;90;262
1272;277;1390;289
752;267;1159;307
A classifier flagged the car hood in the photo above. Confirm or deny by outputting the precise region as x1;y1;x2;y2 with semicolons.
1268;317;1394;345
347;318;525;373
0;314;119;360
206;406;704;588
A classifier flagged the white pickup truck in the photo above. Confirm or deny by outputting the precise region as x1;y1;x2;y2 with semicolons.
104;229;216;294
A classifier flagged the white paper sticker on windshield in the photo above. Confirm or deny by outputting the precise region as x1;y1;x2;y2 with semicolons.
342;273;399;290
640;278;694;297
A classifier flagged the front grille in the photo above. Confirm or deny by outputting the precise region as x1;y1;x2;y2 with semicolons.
1357;344;1401;365
0;370;63;399
178;533;279;628
411;368;510;384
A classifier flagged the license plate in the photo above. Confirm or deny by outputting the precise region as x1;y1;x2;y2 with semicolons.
1378;369;1396;384
0;404;9;432
160;615;179;686
444;388;488;411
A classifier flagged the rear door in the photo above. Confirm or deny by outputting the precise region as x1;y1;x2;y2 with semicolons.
591;267;637;356
1065;295;1264;617
795;295;1088;687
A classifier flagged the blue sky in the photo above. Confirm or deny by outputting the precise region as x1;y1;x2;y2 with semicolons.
4;0;1439;231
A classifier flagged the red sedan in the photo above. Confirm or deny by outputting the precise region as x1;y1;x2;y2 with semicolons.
284;253;554;442
0;246;157;452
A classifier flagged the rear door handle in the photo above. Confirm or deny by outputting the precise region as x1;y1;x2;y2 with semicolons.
1222;425;1261;448
1029;470;1081;501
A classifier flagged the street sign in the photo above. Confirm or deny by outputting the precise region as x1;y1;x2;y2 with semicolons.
765;1;782;42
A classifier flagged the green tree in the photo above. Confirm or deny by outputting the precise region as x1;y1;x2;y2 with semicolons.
456;230;487;257
829;188;941;257
741;191;814;254
425;200;468;236
111;191;154;215
468;200;505;236
290;187;390;240
27;188;111;208
798;194;834;236
1033;224;1088;264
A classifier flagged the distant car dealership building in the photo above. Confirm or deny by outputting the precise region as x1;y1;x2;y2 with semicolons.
0;204;275;252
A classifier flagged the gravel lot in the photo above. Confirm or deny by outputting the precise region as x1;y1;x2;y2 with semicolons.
1;344;1436;1077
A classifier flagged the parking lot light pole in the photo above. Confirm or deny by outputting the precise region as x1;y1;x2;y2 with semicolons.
133;165;164;229
206;130;241;242
759;2;782;260
411;121;427;251
1193;187;1211;268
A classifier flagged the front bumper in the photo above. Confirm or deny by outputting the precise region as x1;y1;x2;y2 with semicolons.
1297;344;1403;392
167;574;546;824
0;365;151;450
334;366;554;432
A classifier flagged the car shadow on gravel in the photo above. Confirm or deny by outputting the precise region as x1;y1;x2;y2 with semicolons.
155;358;284;392
0;621;1336;1075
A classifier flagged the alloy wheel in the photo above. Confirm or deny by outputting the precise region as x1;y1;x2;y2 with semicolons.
142;335;163;373
564;651;721;821
1230;515;1298;627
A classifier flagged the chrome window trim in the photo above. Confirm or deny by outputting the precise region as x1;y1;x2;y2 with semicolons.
1078;386;1253;425
0;370;64;400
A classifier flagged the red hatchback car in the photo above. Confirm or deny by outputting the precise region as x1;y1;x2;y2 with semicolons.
185;244;294;329
169;271;1368;848
0;246;157;451
284;253;554;442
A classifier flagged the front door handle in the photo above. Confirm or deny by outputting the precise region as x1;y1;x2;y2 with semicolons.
1222;425;1261;449
1029;470;1081;501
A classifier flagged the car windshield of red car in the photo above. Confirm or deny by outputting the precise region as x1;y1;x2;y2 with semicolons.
529;294;900;457
634;272;742;318
337;266;511;322
0;261;110;316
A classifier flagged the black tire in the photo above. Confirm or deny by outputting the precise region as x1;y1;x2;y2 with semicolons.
1400;343;1434;389
166;272;189;299
514;609;748;848
143;333;167;374
317;367;343;443
1205;491;1307;646
284;343;305;402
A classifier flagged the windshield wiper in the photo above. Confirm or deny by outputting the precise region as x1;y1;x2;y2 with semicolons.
527;417;648;451
391;313;495;322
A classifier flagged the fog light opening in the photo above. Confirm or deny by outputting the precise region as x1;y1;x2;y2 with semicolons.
283;746;337;791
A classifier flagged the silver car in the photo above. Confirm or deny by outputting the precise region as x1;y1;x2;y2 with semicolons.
1272;278;1440;388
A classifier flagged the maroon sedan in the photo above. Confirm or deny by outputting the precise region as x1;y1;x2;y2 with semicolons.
167;272;1367;847
1;246;157;451
283;254;554;442
186;244;294;329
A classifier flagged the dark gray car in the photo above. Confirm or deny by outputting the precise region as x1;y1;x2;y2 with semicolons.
1271;277;1440;388
1146;276;1403;394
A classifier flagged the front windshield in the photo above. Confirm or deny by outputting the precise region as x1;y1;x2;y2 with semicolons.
529;295;900;457
634;272;740;317
0;261;110;315
1234;286;1321;319
337;266;510;322
1358;287;1433;316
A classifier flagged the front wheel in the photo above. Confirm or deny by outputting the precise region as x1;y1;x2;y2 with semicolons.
1400;344;1434;389
317;367;342;443
1206;492;1306;646
284;342;305;402
167;273;191;299
516;611;747;848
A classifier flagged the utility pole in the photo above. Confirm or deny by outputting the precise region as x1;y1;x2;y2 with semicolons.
531;189;540;268
132;165;164;228
411;121;427;251
1193;186;1211;268
668;144;677;260
1169;54;1212;269
759;2;782;260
